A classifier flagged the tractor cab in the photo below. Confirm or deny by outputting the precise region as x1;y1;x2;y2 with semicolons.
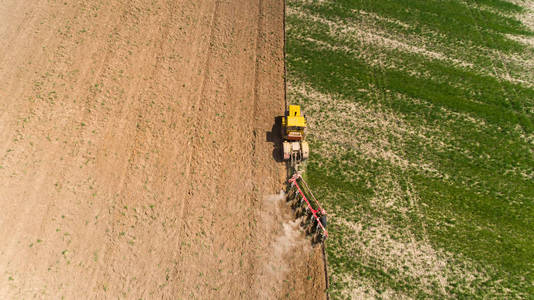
282;105;307;141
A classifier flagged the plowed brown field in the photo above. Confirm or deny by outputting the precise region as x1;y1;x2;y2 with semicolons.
0;0;325;298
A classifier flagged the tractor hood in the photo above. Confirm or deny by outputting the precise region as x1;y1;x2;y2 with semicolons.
287;116;307;128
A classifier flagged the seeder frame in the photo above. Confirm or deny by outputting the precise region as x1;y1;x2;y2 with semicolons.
288;173;328;239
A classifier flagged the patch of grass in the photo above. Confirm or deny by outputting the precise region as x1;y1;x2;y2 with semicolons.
293;0;532;52
287;0;534;298
288;37;534;133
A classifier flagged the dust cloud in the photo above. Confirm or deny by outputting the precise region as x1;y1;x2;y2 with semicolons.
256;191;311;298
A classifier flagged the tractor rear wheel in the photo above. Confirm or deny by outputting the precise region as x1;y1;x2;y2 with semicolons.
301;141;309;160
282;141;290;160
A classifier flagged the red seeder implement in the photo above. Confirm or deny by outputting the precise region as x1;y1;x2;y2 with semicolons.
288;173;328;243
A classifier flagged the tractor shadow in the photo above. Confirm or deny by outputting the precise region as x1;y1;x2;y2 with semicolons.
266;116;284;163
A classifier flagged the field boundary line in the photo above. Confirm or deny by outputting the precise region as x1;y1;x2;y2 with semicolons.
283;1;329;299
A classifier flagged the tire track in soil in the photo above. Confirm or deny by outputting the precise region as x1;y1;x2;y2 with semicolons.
172;1;221;294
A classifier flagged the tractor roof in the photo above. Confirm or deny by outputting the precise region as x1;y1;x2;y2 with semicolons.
288;105;301;117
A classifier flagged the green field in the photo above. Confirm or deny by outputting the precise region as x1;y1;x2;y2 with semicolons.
286;0;534;298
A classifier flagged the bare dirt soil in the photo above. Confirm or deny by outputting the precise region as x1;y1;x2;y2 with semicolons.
0;0;325;298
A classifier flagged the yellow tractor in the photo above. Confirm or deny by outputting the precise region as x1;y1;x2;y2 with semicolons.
281;105;309;165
